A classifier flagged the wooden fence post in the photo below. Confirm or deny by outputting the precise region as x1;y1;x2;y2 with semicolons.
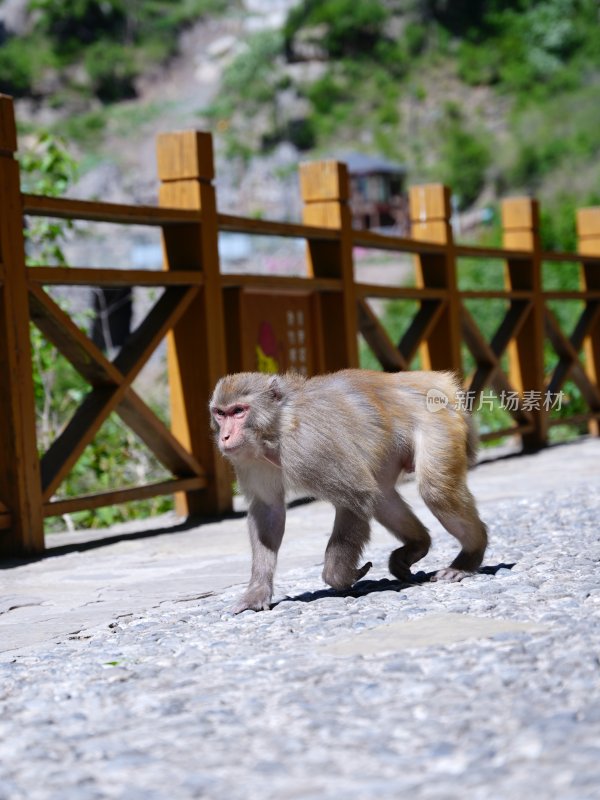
157;130;232;515
501;197;547;449
0;95;44;555
408;184;462;372
299;160;358;370
576;206;600;436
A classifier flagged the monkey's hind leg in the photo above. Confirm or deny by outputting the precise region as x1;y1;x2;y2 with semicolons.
322;507;372;591
419;479;487;583
374;489;431;581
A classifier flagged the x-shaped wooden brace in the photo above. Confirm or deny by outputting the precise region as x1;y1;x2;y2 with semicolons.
357;297;448;371
28;282;205;502
460;300;534;429
544;301;600;410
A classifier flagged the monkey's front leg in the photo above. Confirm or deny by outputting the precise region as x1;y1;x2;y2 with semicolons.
322;507;372;591
232;498;286;614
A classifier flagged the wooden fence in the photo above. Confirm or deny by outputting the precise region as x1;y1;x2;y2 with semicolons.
0;93;599;556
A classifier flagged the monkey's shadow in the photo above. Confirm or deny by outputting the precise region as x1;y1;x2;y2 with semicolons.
272;563;515;608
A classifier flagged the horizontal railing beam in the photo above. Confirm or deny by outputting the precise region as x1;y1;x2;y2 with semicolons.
44;476;207;518
217;212;339;241
22;194;201;226
220;273;342;292
28;267;204;286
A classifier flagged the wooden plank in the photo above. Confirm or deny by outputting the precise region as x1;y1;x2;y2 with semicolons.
22;193;201;226
357;299;408;371
543;290;600;300
220;273;342;293
460;290;532;300
218;213;339;241
570;302;600;351
0;96;45;555
158;129;231;515
118;390;205;477
157;130;215;182
502;197;547;448
577;210;600;435
576;207;600;238
44;476;207;517
542;251;600;264
355;283;446;300
455;244;531;261
461;308;499;369
548;412;600;427
352;228;446;256
544;308;600;407
29;284;122;386
502;197;540;231
300;160;359;369
489;301;532;358
409;182;451;221
40;385;122;499
113;286;198;380
0;513;12;531
461;305;533;423
299;159;349;202
480;423;534;442
28;266;204;287
409;184;461;373
32;285;204;494
398;300;446;364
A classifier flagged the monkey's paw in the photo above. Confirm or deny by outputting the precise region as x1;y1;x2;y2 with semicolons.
431;567;473;583
354;561;373;583
231;588;272;614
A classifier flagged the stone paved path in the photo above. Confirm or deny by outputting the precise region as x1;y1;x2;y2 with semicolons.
0;439;599;799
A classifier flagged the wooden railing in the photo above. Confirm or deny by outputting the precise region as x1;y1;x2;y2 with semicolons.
1;94;599;556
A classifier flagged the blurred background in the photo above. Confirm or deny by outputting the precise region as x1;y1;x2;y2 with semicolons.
3;0;600;250
2;0;598;529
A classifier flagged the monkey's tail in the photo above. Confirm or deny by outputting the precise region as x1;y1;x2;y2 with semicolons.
465;412;480;468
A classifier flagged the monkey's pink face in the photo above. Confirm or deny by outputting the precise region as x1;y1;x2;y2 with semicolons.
211;403;251;456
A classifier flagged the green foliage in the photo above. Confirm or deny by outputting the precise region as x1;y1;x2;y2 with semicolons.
305;71;348;115
507;82;600;193
20;132;78;265
221;31;284;111
454;0;600;97
438;106;491;209
60;110;107;146
285;0;389;58
31;0;128;57
16;0;230;104
84;42;138;103
0;37;35;96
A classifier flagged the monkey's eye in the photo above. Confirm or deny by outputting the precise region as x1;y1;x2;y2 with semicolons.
213;409;225;420
232;406;246;417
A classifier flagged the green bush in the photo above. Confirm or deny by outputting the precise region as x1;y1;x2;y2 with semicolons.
438;112;491;209
222;31;283;110
31;0;128;57
305;71;348;114
84;41;138;103
0;38;35;96
285;0;388;58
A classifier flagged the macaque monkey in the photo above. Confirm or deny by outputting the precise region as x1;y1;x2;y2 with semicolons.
210;369;487;613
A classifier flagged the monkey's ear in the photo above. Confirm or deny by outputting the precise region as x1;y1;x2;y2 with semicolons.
268;375;285;402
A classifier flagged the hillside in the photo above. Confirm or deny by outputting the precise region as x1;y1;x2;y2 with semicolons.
2;0;600;249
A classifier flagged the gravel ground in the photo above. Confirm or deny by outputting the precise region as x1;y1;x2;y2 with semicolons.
1;470;599;800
